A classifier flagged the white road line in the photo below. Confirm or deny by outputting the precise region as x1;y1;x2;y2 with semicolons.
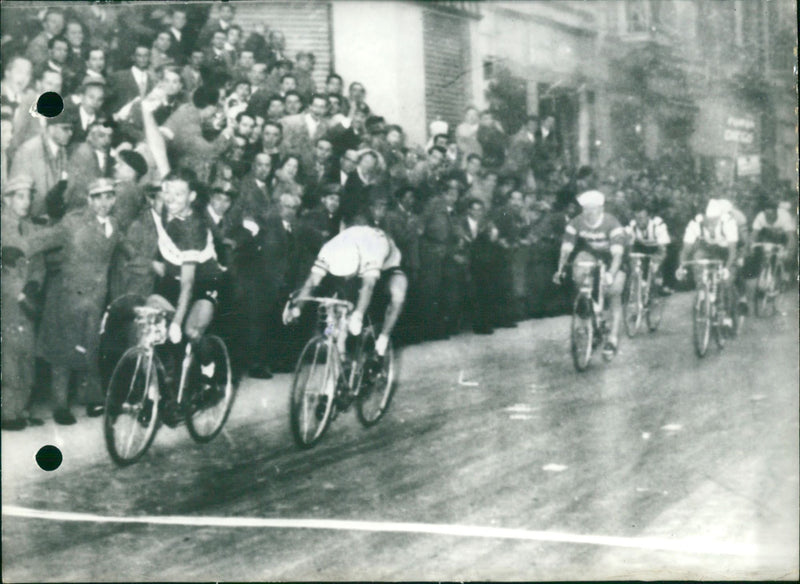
2;505;767;558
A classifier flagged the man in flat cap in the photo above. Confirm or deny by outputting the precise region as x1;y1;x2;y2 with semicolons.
554;189;627;357
28;177;120;424
65;116;115;210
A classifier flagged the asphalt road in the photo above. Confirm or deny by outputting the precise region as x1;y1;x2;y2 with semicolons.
2;291;798;581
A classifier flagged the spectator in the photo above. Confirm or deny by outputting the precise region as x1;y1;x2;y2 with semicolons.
205;30;235;70
1;112;13;189
266;30;288;72
29;178;120;425
1;56;34;120
37;36;78;96
304;138;335;207
64;117;114;210
84;48;107;82
233;152;273;226
455;105;482;163
418;176;465;339
326;101;370;159
25;8;65;69
107;45;154;115
300;182;342;244
507;114;539;188
341;149;381;224
458;197;499;334
283;90;304;116
272;154;305;203
166;8;191;65
150;30;175;73
9;113;73;219
199;3;236;46
294;51;316;105
181;50;204;96
281;92;329;172
477;109;506;170
409;145;446;203
62;77;107;146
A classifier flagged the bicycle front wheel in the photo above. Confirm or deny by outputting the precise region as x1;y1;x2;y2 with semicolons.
623;275;643;338
355;330;397;427
104;347;162;466
185;335;235;443
692;291;711;358
571;295;594;371
289;336;337;449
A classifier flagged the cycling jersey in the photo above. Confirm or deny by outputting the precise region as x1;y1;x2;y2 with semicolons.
627;216;670;248
683;214;739;247
155;210;221;281
563;213;626;259
751;209;794;243
312;226;402;280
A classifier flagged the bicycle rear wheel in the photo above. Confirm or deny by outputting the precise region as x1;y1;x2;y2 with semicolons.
713;295;729;349
571;294;594;371
185;335;235;443
623;275;642;338
289;336;337;449
692;291;711;358
355;328;397;427
104;347;162;466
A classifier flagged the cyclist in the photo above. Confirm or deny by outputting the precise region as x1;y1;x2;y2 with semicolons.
741;195;795;306
676;198;739;328
625;203;671;295
284;224;407;363
553;190;627;358
151;167;227;354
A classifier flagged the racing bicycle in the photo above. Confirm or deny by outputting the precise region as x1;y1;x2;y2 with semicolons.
103;302;235;465
623;252;665;337
288;297;396;449
570;259;614;371
684;259;735;358
752;242;788;318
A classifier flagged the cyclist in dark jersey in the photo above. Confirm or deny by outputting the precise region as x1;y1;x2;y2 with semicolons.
152;168;225;345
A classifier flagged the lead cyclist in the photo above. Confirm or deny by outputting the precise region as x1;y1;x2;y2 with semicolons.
283;224;408;365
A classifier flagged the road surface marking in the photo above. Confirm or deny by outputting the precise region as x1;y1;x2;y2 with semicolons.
504;404;537;413
542;463;568;472
661;423;682;432
457;371;479;386
2;504;766;558
509;414;533;420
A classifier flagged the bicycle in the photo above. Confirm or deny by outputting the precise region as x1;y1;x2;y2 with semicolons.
288;297;396;449
569;259;614;372
683;259;734;358
752;242;787;318
103;303;235;466
623;252;665;337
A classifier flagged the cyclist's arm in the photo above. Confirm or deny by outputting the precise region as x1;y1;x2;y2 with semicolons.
724;242;737;271
294;269;326;312
608;244;624;277
173;262;196;330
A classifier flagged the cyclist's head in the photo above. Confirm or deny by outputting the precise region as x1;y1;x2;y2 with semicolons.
577;189;604;222
630;202;649;228
162;168;199;218
756;193;778;222
704;198;723;226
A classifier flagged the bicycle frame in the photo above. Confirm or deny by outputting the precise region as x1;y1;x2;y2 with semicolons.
576;259;607;321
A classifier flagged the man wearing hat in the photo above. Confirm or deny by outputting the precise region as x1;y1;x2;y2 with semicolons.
554;189;627;357
64;116;115;210
676;198;740;328
9;112;73;220
28;177;120;424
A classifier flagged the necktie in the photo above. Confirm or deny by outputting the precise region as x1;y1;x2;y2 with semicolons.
98;217;113;238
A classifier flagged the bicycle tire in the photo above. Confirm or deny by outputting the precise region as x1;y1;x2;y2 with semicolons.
355;330;397;428
623;275;642;338
289;336;337;449
646;292;665;332
713;294;729;349
571;294;594;371
104;347;162;466
185;335;235;443
692;291;711;358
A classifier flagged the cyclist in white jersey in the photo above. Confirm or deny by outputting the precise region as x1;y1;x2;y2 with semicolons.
625;204;670;294
284;225;407;358
676;198;739;326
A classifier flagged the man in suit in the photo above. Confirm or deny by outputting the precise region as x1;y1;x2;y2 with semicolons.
418;177;467;339
459;198;500;334
61;77;107;148
303;138;335;209
181;50;205;96
341;149;381;226
204;31;235;71
107;45;153;116
64;118;114;210
229;152;273;228
198;3;236;47
1;56;34;122
35;36;80;98
384;185;422;343
243;120;283;176
293;52;317;105
506;115;539;187
299;183;341;247
25;8;65;69
477;110;507;171
203;184;237;269
280;93;330;172
9;114;73;220
166;7;191;66
325;101;369;159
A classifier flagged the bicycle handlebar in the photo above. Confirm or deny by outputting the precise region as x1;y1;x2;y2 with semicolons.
294;297;355;311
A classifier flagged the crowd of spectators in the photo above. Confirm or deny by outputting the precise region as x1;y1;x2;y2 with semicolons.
1;4;788;430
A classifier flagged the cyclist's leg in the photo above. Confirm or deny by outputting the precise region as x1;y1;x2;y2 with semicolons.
607;269;626;347
185;299;215;365
377;270;408;356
